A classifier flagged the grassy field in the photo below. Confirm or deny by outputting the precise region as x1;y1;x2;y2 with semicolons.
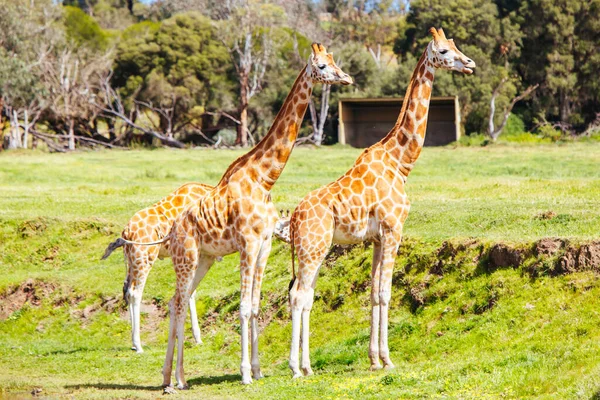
1;143;600;399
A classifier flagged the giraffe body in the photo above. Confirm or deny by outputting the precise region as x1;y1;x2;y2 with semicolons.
161;44;352;390
103;181;287;353
288;28;475;377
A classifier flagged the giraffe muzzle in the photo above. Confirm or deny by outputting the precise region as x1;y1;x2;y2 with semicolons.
340;74;353;85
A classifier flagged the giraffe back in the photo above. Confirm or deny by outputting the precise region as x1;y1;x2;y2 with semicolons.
123;182;213;246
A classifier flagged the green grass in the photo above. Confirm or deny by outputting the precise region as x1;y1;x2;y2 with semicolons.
1;143;599;399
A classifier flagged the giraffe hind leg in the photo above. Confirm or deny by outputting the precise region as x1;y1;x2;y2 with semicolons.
189;290;202;345
250;237;273;380
124;248;153;354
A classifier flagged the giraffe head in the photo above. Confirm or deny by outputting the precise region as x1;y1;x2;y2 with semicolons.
308;43;353;85
428;27;476;75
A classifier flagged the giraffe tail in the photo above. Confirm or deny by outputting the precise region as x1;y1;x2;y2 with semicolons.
288;228;296;292
101;237;126;260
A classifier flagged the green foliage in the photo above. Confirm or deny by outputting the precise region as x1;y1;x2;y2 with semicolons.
502;113;526;137
63;6;110;51
113;12;233;135
517;0;600;128
536;125;563;142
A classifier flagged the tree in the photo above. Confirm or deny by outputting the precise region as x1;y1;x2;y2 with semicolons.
113;13;232;142
90;71;185;148
488;77;538;140
517;0;600;130
215;1;286;146
0;0;61;149
41;49;111;150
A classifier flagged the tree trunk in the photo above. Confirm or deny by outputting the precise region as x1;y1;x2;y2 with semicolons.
23;110;29;149
68;119;75;150
560;90;570;123
7;111;20;149
309;85;331;146
236;73;249;147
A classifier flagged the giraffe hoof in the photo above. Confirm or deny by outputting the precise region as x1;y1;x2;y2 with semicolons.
383;363;396;370
301;367;313;376
292;372;303;379
369;364;383;371
252;370;264;380
176;383;189;390
163;386;177;395
132;346;144;354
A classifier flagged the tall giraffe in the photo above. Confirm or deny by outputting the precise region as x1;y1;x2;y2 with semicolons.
288;28;476;377
102;183;211;353
159;44;352;391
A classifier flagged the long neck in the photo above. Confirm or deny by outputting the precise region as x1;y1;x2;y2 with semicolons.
380;45;435;177
217;66;313;191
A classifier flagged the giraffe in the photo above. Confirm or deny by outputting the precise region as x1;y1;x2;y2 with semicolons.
101;182;212;353
157;44;352;391
287;28;476;378
102;183;291;353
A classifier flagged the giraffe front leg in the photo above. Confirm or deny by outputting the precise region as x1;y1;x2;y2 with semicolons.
162;297;177;391
174;254;214;390
239;241;259;385
369;243;383;370
189;290;202;345
378;236;401;370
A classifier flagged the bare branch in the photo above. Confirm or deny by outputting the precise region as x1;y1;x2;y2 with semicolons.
90;72;185;148
488;79;539;141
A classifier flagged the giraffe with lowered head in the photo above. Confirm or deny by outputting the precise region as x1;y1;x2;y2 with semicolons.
287;28;476;377
102;182;292;354
149;43;353;391
102;183;211;353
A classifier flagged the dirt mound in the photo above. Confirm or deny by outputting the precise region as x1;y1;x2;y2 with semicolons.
17;218;49;238
488;243;527;270
72;295;123;322
556;241;600;275
535;238;565;256
0;279;57;319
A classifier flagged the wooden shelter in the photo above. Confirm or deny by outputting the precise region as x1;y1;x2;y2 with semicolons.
338;96;461;147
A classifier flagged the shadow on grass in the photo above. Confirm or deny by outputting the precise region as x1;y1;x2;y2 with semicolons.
65;374;242;392
65;383;161;391
188;374;240;386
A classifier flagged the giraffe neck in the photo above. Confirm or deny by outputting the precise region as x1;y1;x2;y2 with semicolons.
217;66;313;191
380;45;435;177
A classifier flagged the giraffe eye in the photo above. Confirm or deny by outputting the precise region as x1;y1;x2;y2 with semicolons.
439;49;448;55
318;64;326;70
